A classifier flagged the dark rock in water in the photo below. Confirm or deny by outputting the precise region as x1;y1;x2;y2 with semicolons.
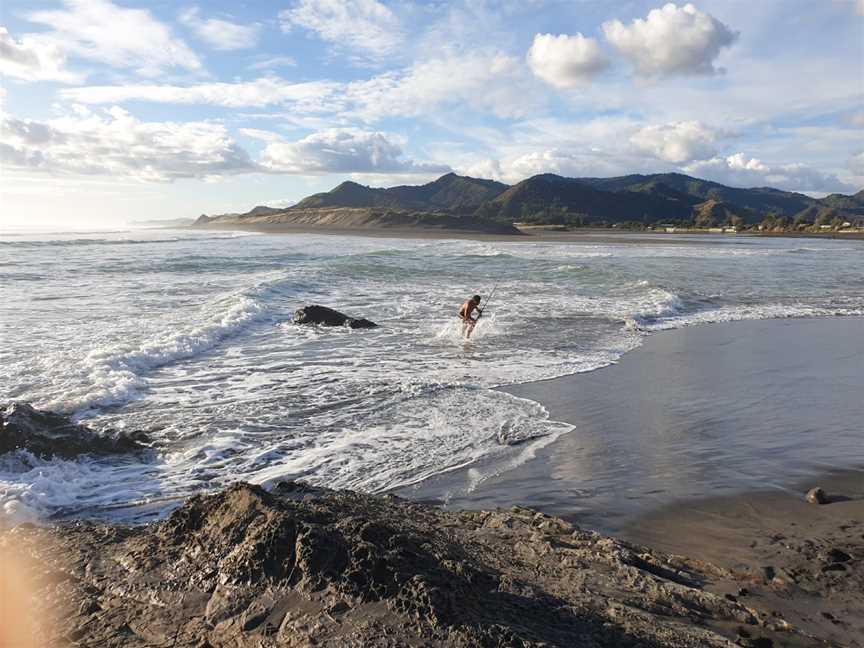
293;304;378;329
0;402;147;459
805;487;827;504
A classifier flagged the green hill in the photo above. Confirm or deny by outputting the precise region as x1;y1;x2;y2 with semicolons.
483;174;694;224
295;173;508;212
573;173;820;216
196;172;862;230
819;190;864;216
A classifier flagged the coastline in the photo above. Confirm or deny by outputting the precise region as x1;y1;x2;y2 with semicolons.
187;221;864;243
623;469;864;647
3;316;862;646
400;317;864;532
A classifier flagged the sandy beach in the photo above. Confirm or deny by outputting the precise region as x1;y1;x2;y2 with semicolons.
4;317;862;647
192;221;864;242
3;227;863;646
402;318;864;529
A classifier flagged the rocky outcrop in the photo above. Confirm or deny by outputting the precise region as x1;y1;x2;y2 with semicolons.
2;481;812;648
0;402;147;459
293;305;378;329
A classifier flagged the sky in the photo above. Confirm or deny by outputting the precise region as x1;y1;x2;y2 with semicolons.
1;0;863;228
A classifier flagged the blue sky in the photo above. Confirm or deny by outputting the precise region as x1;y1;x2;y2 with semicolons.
1;0;862;227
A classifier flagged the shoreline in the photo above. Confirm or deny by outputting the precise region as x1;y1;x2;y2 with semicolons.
186;222;864;242
3;471;860;647
3;316;862;646
400;316;864;533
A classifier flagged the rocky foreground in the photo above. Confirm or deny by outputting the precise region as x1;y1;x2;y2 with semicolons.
5;480;860;648
2;404;860;647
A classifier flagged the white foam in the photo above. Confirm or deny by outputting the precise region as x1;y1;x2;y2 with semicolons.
638;303;864;331
0;450;163;529
43;277;287;413
3;230;863;525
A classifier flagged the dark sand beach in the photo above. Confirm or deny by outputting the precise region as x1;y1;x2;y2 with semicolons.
403;317;864;532
3;317;862;647
192;221;864;242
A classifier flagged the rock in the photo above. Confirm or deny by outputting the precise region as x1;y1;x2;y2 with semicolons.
823;548;852;563
0;402;148;459
6;481;769;648
805;487;827;504
292;305;378;329
821;563;847;572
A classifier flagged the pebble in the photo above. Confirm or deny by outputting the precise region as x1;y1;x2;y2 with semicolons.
824;548;852;563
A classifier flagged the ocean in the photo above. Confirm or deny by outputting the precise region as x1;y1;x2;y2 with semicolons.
1;228;862;526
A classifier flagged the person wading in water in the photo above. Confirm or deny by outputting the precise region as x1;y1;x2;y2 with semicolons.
458;294;482;338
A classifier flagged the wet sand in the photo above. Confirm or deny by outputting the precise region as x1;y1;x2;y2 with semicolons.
191;222;864;242
401;317;864;533
400;317;864;645
4;317;862;646
190;223;754;245
625;470;864;646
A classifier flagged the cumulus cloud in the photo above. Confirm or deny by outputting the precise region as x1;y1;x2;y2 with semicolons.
279;0;403;61
0;26;82;82
0;107;256;182
462;148;626;184
685;153;851;192
260;128;449;174
603;3;738;78
527;33;609;88
179;8;259;51
61;78;338;111
26;0;201;76
630;120;718;163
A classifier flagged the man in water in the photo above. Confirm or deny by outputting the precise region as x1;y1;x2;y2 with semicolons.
458;294;482;338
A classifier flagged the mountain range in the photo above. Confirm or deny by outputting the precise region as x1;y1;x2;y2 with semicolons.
194;172;864;232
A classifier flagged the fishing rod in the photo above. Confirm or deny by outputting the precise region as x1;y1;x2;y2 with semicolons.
477;282;499;320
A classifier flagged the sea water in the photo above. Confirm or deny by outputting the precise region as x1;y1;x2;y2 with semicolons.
1;228;862;525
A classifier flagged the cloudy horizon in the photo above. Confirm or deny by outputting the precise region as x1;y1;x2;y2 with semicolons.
1;0;862;227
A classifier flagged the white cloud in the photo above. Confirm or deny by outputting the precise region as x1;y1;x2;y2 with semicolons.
279;0;403;61
462;158;505;182
685;153;851;192
345;50;539;120
259;128;449;174
0;26;82;83
0;107;255;182
603;3;738;78
630;120;718;163
179;8;259;51
238;128;286;143
462;148;626;184
26;0;201;76
857;0;864;16
249;56;297;70
527;33;609;88
61;77;338;111
64;49;542;122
